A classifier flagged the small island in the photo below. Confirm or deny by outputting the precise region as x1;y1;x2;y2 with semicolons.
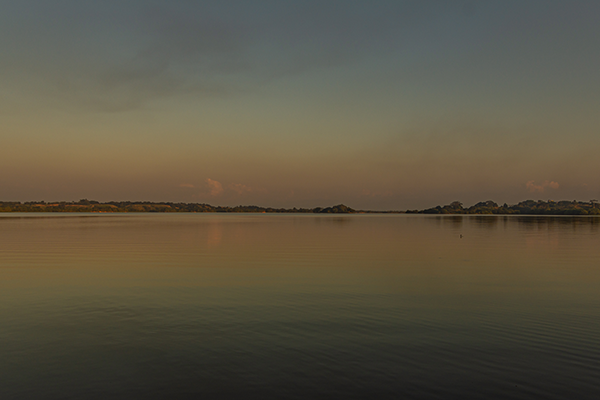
407;200;600;215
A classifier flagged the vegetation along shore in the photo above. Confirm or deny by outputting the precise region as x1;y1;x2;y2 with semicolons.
1;199;599;215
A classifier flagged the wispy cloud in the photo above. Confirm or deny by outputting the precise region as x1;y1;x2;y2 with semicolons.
361;189;393;198
526;180;559;193
229;183;252;195
2;2;447;113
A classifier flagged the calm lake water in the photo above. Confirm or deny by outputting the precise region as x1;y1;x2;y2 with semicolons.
1;213;599;399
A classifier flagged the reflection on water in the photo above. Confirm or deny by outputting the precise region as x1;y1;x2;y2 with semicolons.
1;214;599;400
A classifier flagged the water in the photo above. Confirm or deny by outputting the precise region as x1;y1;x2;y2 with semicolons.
1;213;599;399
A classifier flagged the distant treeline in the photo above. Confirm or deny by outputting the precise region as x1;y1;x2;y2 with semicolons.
0;200;356;214
407;200;600;215
3;199;599;215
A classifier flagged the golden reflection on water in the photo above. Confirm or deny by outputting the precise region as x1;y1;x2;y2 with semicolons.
1;214;599;293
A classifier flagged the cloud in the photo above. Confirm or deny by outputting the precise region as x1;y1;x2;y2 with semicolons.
206;178;223;196
2;2;447;113
526;180;559;193
229;183;252;195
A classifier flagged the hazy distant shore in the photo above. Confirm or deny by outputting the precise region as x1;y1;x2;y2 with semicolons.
0;201;361;214
1;199;600;215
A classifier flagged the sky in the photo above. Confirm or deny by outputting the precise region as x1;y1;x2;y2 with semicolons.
1;0;599;210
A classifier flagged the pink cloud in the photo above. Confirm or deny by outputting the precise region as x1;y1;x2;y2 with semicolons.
526;180;559;193
206;178;223;196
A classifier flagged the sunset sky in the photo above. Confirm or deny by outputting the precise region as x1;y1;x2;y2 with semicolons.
2;1;599;210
